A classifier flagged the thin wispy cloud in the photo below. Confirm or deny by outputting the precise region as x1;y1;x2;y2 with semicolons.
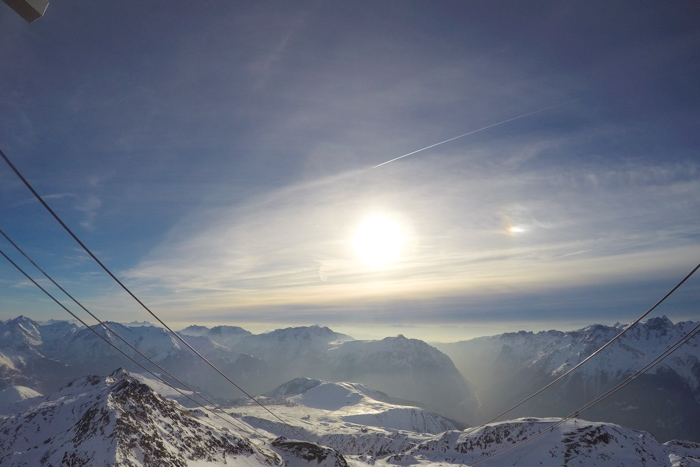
123;135;700;321
12;192;74;207
74;194;101;230
1;2;699;335
250;14;310;89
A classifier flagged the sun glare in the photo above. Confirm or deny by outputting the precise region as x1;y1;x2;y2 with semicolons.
352;215;404;268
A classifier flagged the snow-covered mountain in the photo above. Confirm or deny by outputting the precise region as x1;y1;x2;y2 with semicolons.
326;335;475;422
260;377;463;434
0;316;78;392
4;315;700;444
0;369;281;466
227;329;474;422
0;385;42;414
227;328;476;422
0;318;473;425
0;317;277;398
2;370;699;466
180;324;253;348
231;325;354;376
392;417;700;467
436;316;700;442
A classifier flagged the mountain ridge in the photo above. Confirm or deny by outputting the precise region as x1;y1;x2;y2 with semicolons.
0;317;473;424
0;368;281;466
3;315;699;442
2;368;700;466
435;315;700;442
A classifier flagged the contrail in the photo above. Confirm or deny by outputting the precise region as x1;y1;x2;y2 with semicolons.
372;98;587;169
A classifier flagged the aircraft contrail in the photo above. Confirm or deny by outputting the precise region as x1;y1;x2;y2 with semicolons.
372;99;587;169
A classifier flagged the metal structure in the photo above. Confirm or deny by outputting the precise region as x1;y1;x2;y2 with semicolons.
3;0;48;23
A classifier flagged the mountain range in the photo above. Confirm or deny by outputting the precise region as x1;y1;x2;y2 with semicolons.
435;316;700;442
2;315;699;444
0;316;474;423
1;369;699;466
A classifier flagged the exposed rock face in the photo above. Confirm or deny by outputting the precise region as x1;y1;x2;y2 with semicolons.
272;437;348;467
391;418;700;466
0;369;281;466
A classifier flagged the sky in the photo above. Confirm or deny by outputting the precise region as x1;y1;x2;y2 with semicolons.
1;1;699;342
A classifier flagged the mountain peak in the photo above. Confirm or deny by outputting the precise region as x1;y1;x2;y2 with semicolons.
644;315;673;331
209;325;251;336
259;325;353;343
0;371;282;466
1;315;42;348
179;324;211;336
267;377;323;398
108;367;131;380
0;386;43;409
8;315;38;326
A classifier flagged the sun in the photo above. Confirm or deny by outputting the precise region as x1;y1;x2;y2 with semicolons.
352;214;405;268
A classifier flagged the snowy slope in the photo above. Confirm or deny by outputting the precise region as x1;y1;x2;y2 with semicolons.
3;370;700;466
35;319;80;354
8;315;699;444
261;377;460;434
0;385;42;414
234;394;700;466
50;321;215;364
0;369;281;466
390;418;700;467
0;385;42;403
33;320;277;398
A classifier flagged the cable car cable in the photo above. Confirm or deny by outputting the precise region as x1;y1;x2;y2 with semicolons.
471;318;700;465
0;244;267;440
1;147;302;439
479;260;700;426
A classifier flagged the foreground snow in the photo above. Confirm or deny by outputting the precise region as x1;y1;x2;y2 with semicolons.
1;370;699;466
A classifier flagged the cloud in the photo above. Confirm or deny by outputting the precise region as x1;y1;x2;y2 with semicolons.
249;13;310;89
74;194;101;230
11;192;74;207
9;190;102;231
122;138;700;322
4;1;699;331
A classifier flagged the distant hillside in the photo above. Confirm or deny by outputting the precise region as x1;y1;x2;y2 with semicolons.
0;317;474;424
436;316;700;442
